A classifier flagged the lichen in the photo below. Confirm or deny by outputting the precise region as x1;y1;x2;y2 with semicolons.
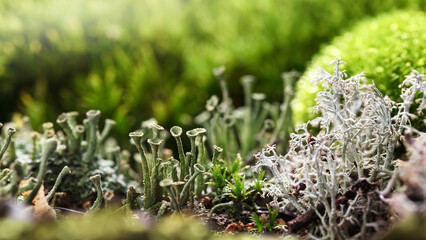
253;58;425;239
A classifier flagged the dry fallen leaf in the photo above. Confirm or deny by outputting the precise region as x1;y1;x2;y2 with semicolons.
19;180;56;220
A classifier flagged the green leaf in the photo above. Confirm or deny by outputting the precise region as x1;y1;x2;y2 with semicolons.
251;212;264;233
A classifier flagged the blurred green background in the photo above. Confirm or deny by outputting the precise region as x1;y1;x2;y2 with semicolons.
0;0;425;142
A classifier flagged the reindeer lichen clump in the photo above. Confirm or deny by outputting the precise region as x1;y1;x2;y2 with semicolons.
253;58;426;239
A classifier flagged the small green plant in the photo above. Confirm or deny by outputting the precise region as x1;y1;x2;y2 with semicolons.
207;152;267;219
207;162;227;193
265;204;279;232
227;173;253;203
208;173;254;218
252;170;265;195
207;152;249;199
251;204;280;233
251;212;264;233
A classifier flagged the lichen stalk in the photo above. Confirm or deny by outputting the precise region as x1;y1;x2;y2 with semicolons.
208;201;234;218
129;131;151;209
42;122;54;135
56;113;78;152
212;145;223;164
240;75;255;156
195;133;207;197
66;111;79;129
0;168;11;182
46;166;71;202
149;158;163;208
271;71;299;145
31;131;40;162
160;179;180;212
148;138;163;169
180;163;205;205
89;174;103;214
24;138;58;204
82;110;101;163
170;126;186;181
0;127;16;161
74;125;85;152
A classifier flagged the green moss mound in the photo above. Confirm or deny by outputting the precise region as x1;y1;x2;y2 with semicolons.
293;11;426;124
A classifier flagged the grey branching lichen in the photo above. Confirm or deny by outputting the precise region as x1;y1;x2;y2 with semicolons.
253;58;426;239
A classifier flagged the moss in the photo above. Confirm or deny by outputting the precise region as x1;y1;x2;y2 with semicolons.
293;11;426;125
0;213;273;240
381;216;426;240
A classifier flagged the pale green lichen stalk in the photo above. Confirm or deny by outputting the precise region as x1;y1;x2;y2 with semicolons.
129;131;155;210
0;127;16;162
56;113;79;153
179;163;205;208
170;126;186;180
83;110;101;163
46;166;71;202
24;138;58;204
88;174;103;214
160;178;180;212
0;163;26;197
